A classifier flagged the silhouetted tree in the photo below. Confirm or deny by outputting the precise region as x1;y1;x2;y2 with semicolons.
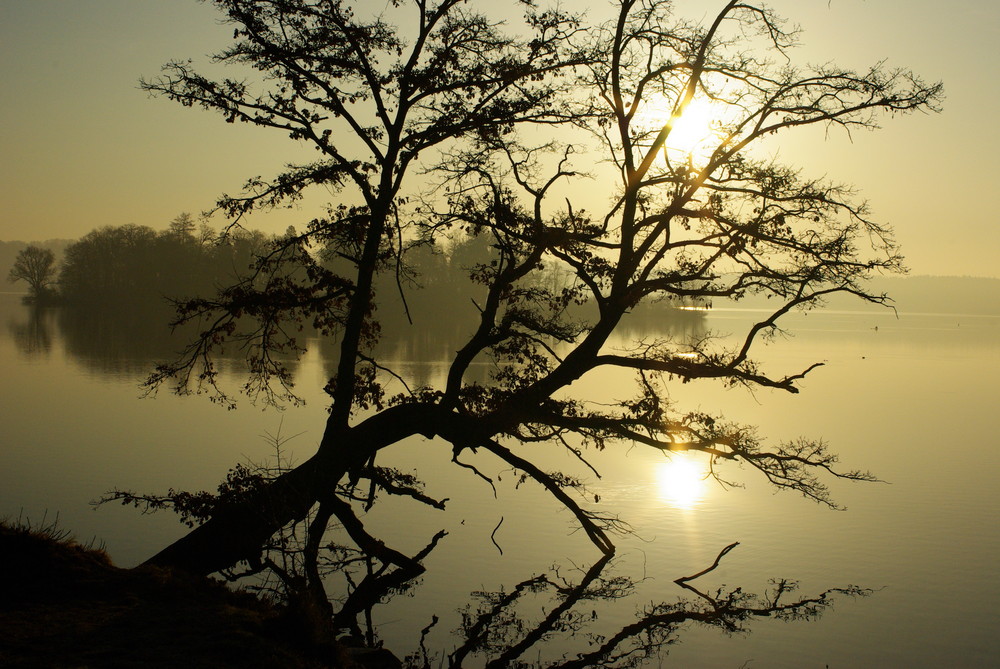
167;212;198;241
122;0;941;643
7;245;57;300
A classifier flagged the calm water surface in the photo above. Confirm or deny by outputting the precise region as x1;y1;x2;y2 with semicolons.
1;292;997;667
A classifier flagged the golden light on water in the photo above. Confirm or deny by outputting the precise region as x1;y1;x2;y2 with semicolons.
654;455;708;509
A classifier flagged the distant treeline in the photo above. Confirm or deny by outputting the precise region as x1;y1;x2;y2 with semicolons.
3;217;548;322
5;219;997;318
57;216;271;306
2;215;273;307
4;217;568;330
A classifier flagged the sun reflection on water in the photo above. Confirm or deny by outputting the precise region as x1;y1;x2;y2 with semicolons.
654;455;708;509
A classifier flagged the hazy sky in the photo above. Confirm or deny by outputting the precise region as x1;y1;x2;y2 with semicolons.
1;0;997;277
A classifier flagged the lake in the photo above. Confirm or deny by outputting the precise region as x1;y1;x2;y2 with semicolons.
1;289;997;667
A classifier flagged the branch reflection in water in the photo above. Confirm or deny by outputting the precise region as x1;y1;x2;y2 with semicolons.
99;440;867;668
6;303;55;356
374;541;866;668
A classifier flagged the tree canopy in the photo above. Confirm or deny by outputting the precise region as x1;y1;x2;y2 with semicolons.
58;219;272;306
116;0;942;657
7;245;57;300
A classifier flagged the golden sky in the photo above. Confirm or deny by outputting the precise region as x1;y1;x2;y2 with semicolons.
1;0;997;277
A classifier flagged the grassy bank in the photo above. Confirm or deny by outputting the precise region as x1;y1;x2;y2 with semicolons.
0;519;354;668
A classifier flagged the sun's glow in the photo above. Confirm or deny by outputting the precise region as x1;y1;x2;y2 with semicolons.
654;455;708;509
665;97;721;156
632;95;729;166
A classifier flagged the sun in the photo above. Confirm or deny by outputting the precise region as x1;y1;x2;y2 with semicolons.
654;455;708;509
667;97;721;155
632;94;727;165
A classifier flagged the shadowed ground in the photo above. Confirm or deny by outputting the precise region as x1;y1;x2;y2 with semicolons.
0;521;366;668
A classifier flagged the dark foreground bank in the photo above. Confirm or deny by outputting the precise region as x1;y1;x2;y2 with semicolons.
0;521;399;668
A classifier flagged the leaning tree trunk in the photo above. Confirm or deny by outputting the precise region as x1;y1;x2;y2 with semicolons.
142;454;327;574
141;403;450;576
